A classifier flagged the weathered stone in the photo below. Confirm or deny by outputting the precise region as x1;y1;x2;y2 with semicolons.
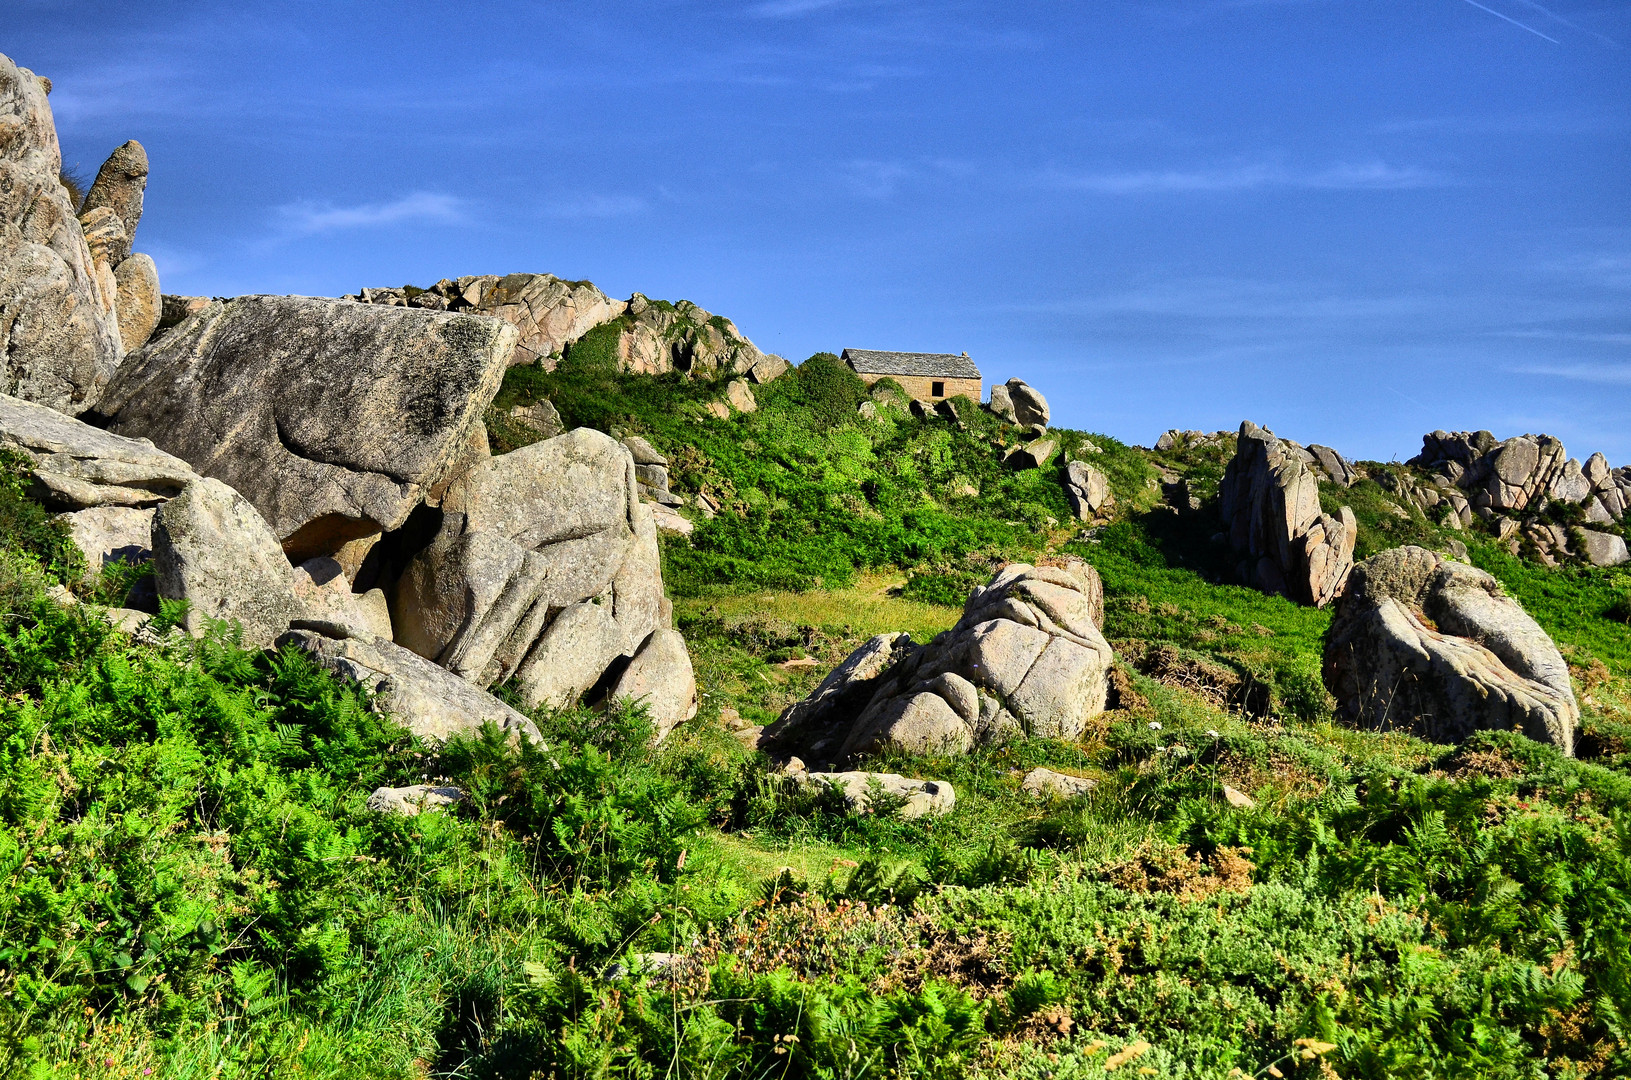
512;400;563;440
1308;444;1358;487
81;140;148;260
725;379;757;413
987;384;1018;425
367;784;464;817
1583;452;1611;491
1573;529;1630;567
358;273;626;368
746;353;789;384
794;770;955;818
280;626;541;744
112;252;159;351
99;295;517;560
1219;421;1355;607
651;504;693;536
157;294;209;331
1323;546;1577;754
1005;378;1049;428
0;54;122;413
393;428;674;716
766;562;1112;764
151;478;305;647
1064;459;1111;519
0;392;197;508
612;628;698;742
1005;438;1056;471
616;293;768;378
58;505;151;573
1222;784;1256;809
1021;767;1096;799
857;400;877;420
623;435;666;465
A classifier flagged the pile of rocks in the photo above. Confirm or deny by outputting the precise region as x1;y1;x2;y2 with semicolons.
1407;430;1629;566
760;559;1112;765
0;63;702;754
1220;422;1357;607
0;56;161;415
353;276;786;383
1323;546;1578;754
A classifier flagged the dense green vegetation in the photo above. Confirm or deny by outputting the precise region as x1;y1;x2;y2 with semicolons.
4;354;1631;1077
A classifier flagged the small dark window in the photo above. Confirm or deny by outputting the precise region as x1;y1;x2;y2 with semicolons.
931;381;945;397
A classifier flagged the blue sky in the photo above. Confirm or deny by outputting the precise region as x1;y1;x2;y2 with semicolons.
15;0;1630;462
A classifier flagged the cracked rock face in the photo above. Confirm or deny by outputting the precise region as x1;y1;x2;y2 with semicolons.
0;53;123;413
763;560;1111;764
97;295;517;560
392;428;671;715
0;391;197;509
1323;546;1578;754
1220;421;1356;608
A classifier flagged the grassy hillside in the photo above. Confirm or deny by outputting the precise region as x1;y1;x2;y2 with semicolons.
4;352;1631;1078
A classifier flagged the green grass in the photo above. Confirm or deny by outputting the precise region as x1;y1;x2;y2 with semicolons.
4;364;1631;1076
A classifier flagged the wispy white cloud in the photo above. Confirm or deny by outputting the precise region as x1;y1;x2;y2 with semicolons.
749;0;850;17
542;194;649;220
842;159;911;198
1040;160;1448;195
275;192;465;236
1505;361;1631;384
1008;277;1439;322
1494;329;1631;345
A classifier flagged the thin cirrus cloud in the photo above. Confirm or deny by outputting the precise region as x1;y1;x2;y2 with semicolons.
541;194;649;220
748;0;851;17
1506;361;1631;385
1040;160;1448;195
274;192;466;237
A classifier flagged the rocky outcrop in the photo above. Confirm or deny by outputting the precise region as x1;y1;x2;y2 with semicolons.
0;54;123;413
391;428;677;718
1006;378;1049;429
763;560;1111;764
1154;430;1233;452
1409;430;1630;523
618;294;769;378
1064;460;1112;520
1220;421;1356;608
280;625;542;745
0;392;196;509
81;140;148;263
1323;546;1577;754
1308;444;1358;488
354;278;778;381
357;273;625;368
98;295;517;561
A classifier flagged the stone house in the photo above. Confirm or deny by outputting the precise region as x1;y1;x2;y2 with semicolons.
840;349;982;402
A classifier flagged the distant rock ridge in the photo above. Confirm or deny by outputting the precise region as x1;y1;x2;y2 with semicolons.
351;274;777;380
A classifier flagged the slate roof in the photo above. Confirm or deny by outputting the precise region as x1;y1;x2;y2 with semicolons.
841;349;981;379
